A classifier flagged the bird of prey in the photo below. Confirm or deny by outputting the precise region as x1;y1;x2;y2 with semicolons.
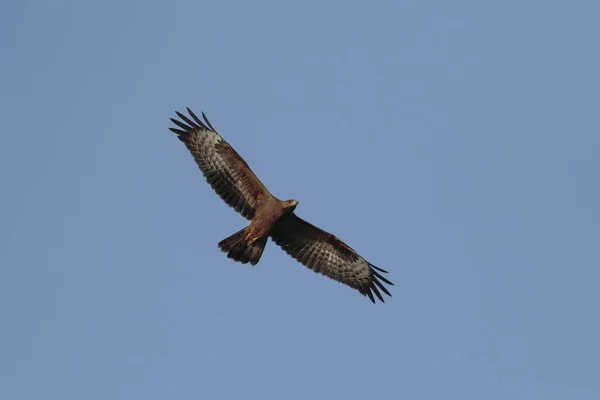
168;108;393;303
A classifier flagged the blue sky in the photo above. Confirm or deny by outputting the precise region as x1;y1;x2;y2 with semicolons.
1;1;599;399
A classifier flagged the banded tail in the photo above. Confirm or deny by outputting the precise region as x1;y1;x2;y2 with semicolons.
218;227;268;265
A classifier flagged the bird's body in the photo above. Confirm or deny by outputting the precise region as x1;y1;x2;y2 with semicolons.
243;199;297;245
169;108;393;303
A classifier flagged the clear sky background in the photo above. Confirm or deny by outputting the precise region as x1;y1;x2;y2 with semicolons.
1;1;599;399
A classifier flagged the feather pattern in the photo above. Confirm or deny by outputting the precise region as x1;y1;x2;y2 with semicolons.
271;213;393;303
169;108;272;220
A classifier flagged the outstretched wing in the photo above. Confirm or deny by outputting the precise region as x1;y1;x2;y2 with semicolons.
169;108;272;220
271;213;393;303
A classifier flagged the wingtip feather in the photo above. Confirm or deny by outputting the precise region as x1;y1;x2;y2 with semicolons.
186;107;208;130
373;277;392;297
366;290;375;304
202;111;216;131
175;111;201;130
371;264;389;274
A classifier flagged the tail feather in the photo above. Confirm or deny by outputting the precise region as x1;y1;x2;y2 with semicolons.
218;228;267;265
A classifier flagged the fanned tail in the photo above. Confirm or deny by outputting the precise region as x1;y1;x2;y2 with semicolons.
218;228;267;265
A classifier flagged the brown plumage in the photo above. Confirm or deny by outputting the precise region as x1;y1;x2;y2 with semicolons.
168;108;393;303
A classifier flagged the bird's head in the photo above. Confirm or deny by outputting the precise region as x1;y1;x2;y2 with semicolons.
285;199;299;211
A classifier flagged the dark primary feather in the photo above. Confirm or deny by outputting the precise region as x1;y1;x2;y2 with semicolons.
271;213;393;303
169;108;273;220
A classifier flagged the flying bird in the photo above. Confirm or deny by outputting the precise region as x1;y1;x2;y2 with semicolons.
168;108;393;303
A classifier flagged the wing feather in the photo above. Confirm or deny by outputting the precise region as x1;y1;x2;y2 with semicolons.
169;108;272;219
271;214;393;303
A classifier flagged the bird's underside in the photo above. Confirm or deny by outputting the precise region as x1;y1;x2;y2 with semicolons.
169;108;393;303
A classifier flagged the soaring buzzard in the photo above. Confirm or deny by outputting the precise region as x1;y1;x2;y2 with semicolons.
169;108;393;303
